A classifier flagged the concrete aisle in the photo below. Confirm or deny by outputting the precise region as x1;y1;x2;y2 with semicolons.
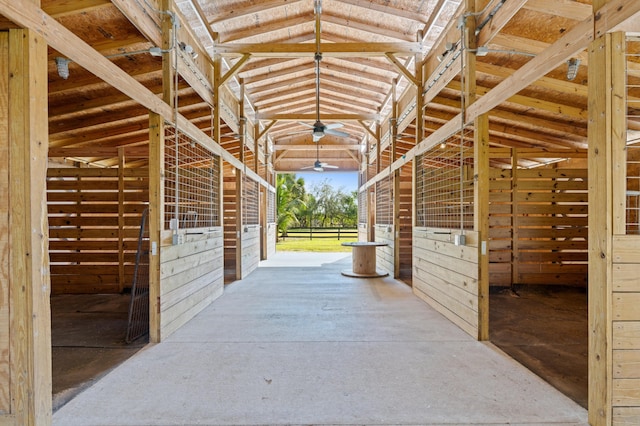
53;252;587;426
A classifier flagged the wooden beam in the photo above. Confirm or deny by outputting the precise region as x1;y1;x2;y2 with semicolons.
212;42;422;57
208;0;305;25
43;0;110;18
323;13;415;42
219;53;251;86
466;15;594;123
257;113;379;121
222;13;312;43
385;53;419;86
595;0;640;37
359;120;377;139
522;0;592;21
334;0;428;24
257;120;277;141
273;143;361;151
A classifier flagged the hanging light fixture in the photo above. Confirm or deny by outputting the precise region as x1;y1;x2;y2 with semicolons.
55;57;70;79
566;58;580;81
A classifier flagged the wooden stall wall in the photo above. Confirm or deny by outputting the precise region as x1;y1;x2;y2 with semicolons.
266;188;276;257
413;230;480;336
47;167;149;294
488;164;589;288
159;229;224;338
158;128;224;340
609;35;640;424
375;176;394;275
397;162;413;280
240;175;260;278
223;170;237;282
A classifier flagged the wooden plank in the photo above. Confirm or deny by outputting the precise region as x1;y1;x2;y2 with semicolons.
613;350;640;379
613;323;640;350
0;31;9;415
614;264;640;292
413;284;477;337
613;293;640;321
613;379;640;405
613;235;640;263
614;407;640;425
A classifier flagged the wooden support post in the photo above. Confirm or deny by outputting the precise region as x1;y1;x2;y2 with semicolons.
118;147;126;292
236;171;243;279
393;168;401;277
511;148;519;287
148;112;164;343
376;120;381;174
587;31;624;426
2;29;52;425
474;113;490;341
415;30;424;146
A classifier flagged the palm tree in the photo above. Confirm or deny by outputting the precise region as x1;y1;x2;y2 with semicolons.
276;173;307;240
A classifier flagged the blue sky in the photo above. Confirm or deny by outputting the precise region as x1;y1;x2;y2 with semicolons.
296;171;358;194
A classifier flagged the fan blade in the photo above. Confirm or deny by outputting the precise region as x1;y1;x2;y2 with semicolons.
298;121;315;128
325;122;344;129
312;134;323;142
323;164;339;169
300;165;315;170
314;167;324;172
324;128;350;138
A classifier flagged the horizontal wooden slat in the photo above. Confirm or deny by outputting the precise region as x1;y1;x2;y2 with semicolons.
613;349;640;377
613;379;640;406
613;293;640;321
614;263;640;292
614;407;640;425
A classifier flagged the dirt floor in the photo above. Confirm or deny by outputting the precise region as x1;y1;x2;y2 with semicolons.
490;285;588;408
51;294;147;411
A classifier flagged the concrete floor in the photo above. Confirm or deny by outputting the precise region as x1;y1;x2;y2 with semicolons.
52;252;587;425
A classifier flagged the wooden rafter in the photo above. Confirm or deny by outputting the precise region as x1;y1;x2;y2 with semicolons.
212;42;422;57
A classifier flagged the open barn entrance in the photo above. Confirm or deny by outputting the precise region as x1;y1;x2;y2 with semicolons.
46;162;150;409
487;152;589;407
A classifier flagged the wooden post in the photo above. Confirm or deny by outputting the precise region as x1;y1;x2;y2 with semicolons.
474;113;490;341
118;147;126;292
587;31;625;426
235;171;243;279
511;148;519;287
2;29;52;425
148;112;164;343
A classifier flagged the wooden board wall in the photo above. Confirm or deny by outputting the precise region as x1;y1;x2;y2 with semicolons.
489;167;588;287
241;226;260;278
375;226;394;275
223;174;237;281
266;223;276;258
413;230;480;337
47;167;149;294
397;163;413;280
159;229;224;338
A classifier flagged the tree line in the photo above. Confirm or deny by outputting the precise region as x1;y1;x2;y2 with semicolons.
276;173;358;236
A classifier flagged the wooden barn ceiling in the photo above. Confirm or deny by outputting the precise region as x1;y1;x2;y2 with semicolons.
1;0;631;173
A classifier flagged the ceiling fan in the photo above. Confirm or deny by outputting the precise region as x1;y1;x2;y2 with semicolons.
298;53;350;142
301;141;339;172
295;0;350;142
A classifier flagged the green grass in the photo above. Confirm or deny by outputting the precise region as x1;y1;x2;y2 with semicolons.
276;236;357;252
